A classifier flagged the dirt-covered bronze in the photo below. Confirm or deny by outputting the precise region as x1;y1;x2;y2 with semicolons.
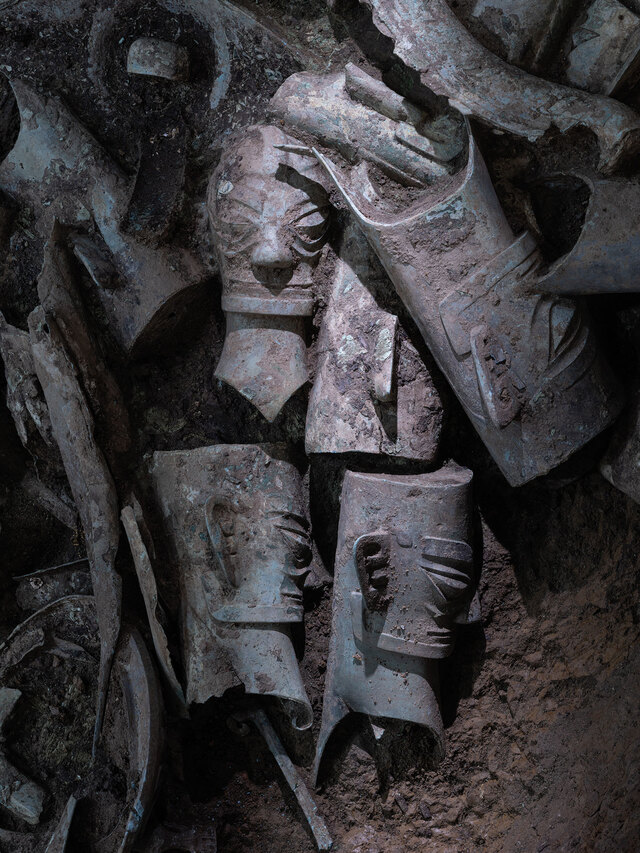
352;0;640;172
1;0;640;850
208;125;331;421
149;443;313;730
0;80;206;357
313;466;474;783
306;221;443;460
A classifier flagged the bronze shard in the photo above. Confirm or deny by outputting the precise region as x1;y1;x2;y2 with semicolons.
208;125;331;421
150;443;313;730
313;465;474;783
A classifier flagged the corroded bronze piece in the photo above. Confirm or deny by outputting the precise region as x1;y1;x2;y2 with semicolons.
0;596;163;852
28;305;121;755
536;174;640;295
600;394;640;505
127;37;189;81
0;80;205;356
467;0;640;96
350;0;640;171
0;312;55;457
564;0;640;94
44;795;77;853
231;709;333;850
306;221;442;461
207;126;331;421
465;0;576;69
37;223;131;455
310;139;622;485
115;627;164;853
270;64;464;187
150;444;313;730
0;687;45;825
313;466;474;783
122;504;188;713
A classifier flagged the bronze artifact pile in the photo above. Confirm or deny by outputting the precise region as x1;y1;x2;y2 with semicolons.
0;0;639;850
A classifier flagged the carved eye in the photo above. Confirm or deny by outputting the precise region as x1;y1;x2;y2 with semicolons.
294;207;329;238
216;221;258;254
420;537;472;614
291;205;330;254
271;511;313;571
214;194;263;253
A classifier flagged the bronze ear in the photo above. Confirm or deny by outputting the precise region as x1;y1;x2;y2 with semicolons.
354;531;392;611
204;497;239;588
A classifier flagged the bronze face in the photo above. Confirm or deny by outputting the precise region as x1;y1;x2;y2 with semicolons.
150;444;313;729
313;466;474;783
204;475;312;619
208;125;331;317
353;529;473;656
208;126;331;420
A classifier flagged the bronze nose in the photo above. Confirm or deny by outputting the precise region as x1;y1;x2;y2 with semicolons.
251;229;293;271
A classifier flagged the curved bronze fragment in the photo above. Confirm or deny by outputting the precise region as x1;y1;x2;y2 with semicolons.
150;444;313;730
0;597;163;853
121;504;188;714
536;173;640;295
28;306;122;755
109;627;164;853
352;0;640;172
36;221;131;458
0;687;45;825
313;466;474;784
600;391;640;505
310;138;622;485
0;311;56;455
0;79;206;357
467;0;640;97
464;0;578;69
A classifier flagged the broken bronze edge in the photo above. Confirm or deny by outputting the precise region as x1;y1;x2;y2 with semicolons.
121;504;189;715
230;708;333;851
27;305;123;758
44;795;77;853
